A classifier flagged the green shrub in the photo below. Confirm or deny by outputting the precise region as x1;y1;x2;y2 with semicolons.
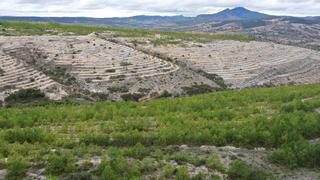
5;157;28;180
269;141;320;169
175;166;190;180
80;134;110;146
121;93;144;101
4;88;50;107
210;174;221;180
182;84;216;96
46;152;76;175
0;142;9;157
105;69;116;73
227;160;273;180
139;157;159;173
101;165;118;180
213;109;235;121
151;148;164;159
205;155;225;172
97;154;140;179
5;88;45;102
0;118;14;129
4;128;49;144
170;151;202;166
157;90;172;98
43;66;76;86
126;143;148;159
192;172;206;180
160;164;175;179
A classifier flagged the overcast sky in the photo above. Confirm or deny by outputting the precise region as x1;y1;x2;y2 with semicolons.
0;0;319;17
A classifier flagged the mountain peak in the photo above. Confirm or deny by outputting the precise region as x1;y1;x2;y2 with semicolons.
232;7;248;11
197;7;270;21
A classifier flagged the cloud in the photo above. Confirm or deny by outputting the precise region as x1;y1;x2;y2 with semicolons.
0;0;319;17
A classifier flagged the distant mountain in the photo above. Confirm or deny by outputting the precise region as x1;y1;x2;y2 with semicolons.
197;7;272;21
0;15;192;29
303;16;320;23
0;7;318;30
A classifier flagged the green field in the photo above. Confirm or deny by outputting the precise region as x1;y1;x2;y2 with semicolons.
0;84;320;179
0;21;255;43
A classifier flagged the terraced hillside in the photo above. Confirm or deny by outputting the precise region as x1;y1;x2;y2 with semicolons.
0;33;221;102
132;39;320;88
0;54;66;102
1;22;320;103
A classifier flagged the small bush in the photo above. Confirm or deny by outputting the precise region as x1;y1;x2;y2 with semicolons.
46;152;76;175
157;90;172;98
5;88;45;101
227;160;273;180
5;157;28;180
182;84;215;96
4;88;49;107
160;164;175;179
97;154;140;179
0;142;9;157
139;157;159;173
126;143;148;159
170;151;202;166
4;128;49;144
269;141;320;169
101;165;118;180
0;118;14;129
175;166;190;180
192;172;206;180
205;155;225;172
105;69;116;73
121;93;144;101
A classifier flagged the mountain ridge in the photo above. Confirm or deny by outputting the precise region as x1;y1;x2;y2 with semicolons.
0;7;319;31
0;7;317;25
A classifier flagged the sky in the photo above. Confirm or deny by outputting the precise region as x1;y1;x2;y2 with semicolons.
0;0;319;18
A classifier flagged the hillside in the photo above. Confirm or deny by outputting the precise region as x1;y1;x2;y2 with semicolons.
0;22;257;104
0;84;320;179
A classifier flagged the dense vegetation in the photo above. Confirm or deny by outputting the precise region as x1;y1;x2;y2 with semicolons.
4;89;49;107
0;84;320;179
0;21;255;43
